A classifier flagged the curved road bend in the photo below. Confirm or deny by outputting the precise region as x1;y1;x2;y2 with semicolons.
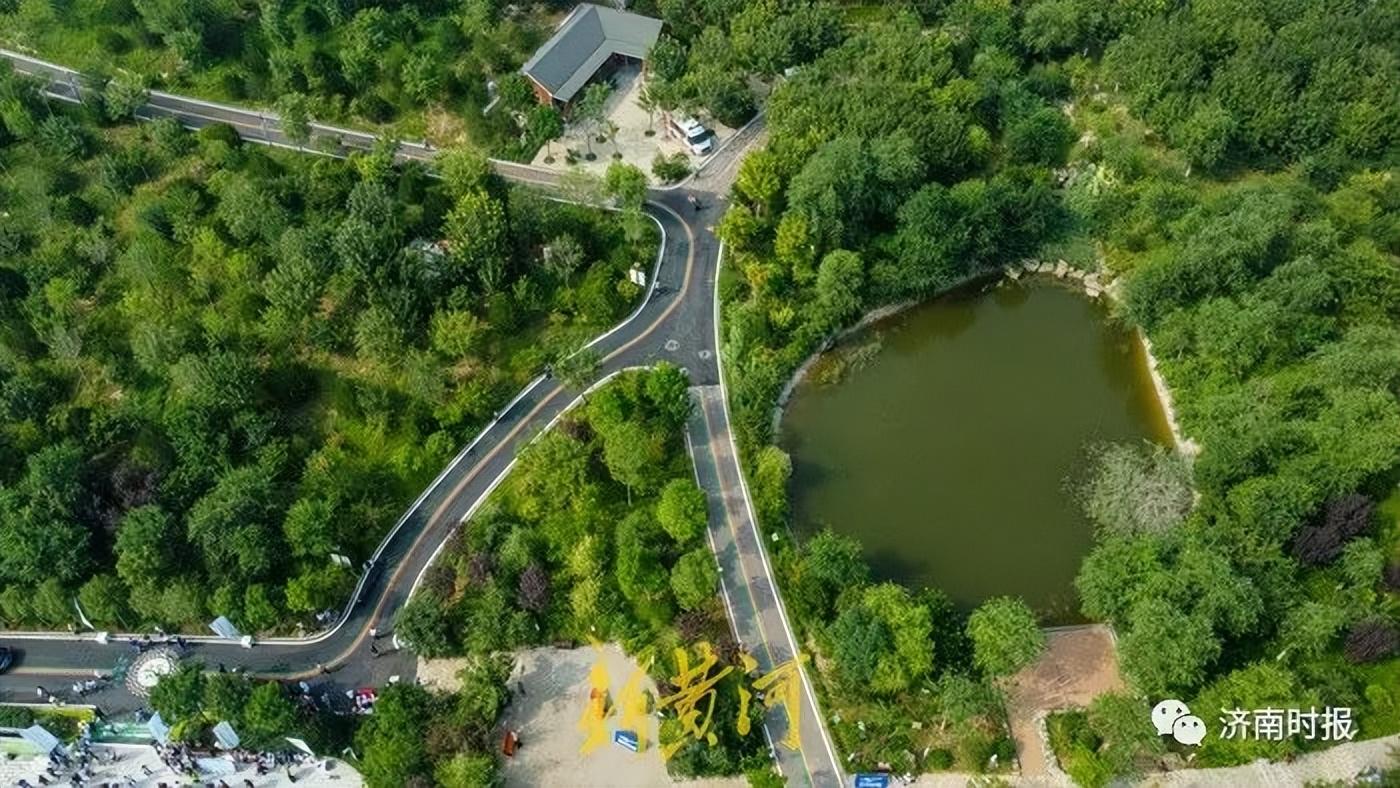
0;49;844;787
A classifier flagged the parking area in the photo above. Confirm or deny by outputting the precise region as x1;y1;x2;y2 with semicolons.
529;64;736;183
490;644;742;788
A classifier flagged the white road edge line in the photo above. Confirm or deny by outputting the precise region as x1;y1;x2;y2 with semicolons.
712;242;846;785
405;367;650;599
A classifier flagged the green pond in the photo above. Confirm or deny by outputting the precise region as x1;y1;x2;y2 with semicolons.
780;281;1173;622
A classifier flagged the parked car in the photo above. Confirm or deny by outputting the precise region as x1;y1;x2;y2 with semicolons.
668;115;713;155
0;646;14;673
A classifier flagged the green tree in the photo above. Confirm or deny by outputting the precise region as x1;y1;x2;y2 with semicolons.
32;578;73;627
1005;106;1076;166
186;465;284;585
436;753;498;788
1119;599;1220;696
104;72;149;121
831;583;934;696
1192;663;1313;766
150;661;207;726
430;309;487;360
648;36;687;83
604;161;648;210
355;683;431;787
274;92;312;148
1278;600;1347;659
396;593;453;657
202;673;251;725
752;446;792;529
967;596;1045;676
543;234;585;281
528;105;565;162
635;83;658;133
671;548;719;611
285;565;354;613
555;347;600;391
576;83;611;159
437;146;492;198
793;528;867;621
600;419;665;498
735;150;782;217
645;363;692;428
657;478;707;546
828;604;891;690
445;189;509;292
615;510;674;623
283;496;338;559
78;574;129;628
1176;100;1235;170
815;249;864;326
0;442;91;585
400;52;440;103
243;681;299;747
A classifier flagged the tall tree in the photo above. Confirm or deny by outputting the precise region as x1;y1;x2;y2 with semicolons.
966;596;1045;676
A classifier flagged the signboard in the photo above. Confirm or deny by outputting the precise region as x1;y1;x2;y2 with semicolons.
212;721;241;750
628;267;647;287
613;729;639;752
20;725;60;755
209;616;241;639
854;774;891;788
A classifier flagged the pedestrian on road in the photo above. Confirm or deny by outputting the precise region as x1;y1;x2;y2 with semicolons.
317;663;329;675
369;627;378;639
36;685;46;697
369;643;379;658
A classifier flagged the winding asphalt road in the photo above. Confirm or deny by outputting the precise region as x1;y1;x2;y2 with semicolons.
0;50;843;787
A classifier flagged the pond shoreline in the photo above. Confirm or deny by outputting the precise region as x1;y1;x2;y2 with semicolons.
771;264;1198;456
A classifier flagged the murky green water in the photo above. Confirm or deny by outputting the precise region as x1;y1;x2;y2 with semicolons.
781;281;1172;622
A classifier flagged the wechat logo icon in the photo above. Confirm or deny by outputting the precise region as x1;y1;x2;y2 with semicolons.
1152;699;1207;746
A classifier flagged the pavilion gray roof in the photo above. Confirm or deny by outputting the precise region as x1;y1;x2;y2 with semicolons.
521;4;663;103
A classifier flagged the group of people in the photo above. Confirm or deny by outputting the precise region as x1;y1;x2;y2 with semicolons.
15;728;117;787
149;740;202;779
126;635;188;654
69;679;105;697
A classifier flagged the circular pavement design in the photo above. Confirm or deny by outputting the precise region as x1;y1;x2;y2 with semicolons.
124;648;180;698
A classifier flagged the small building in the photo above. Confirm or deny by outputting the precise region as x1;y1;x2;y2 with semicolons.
521;3;663;110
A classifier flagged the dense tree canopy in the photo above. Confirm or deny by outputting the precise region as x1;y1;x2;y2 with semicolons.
0;74;653;632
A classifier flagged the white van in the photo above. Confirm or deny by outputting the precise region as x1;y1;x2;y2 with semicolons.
669;115;713;155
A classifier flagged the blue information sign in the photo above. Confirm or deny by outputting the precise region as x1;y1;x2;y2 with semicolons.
854;774;890;788
613;730;640;752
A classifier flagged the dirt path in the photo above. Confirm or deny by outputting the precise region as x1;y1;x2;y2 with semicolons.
1005;625;1124;777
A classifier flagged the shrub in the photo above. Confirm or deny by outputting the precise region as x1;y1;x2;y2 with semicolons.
1384;562;1400;591
954;729;998;772
0;705;35;728
652;152;691;183
1344;618;1400;664
705;78;756;128
1292;494;1376;566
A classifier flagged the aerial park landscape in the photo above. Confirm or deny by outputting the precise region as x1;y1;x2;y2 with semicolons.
1;0;1399;786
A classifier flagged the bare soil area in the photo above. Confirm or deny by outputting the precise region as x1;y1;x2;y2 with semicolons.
1005;625;1124;777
